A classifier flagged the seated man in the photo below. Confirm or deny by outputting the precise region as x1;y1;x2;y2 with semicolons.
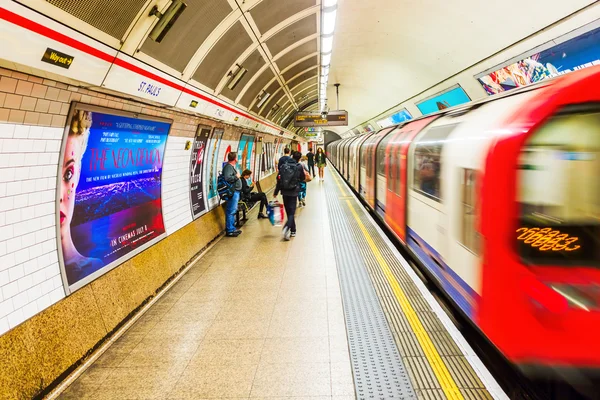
241;169;268;219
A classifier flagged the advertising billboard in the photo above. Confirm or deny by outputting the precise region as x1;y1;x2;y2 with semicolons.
476;23;600;95
415;85;470;116
57;104;170;292
377;109;413;128
205;128;224;210
236;133;255;175
190;126;211;219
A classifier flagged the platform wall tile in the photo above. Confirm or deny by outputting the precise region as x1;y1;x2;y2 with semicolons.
0;122;65;335
0;67;280;400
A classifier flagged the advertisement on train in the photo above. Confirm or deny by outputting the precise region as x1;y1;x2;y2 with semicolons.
415;85;471;115
477;24;600;95
189;126;211;219
57;105;170;292
205;128;224;210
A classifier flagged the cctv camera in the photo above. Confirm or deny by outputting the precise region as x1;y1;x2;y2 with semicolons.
321;111;327;118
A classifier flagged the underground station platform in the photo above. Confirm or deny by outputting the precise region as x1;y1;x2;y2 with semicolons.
49;168;506;400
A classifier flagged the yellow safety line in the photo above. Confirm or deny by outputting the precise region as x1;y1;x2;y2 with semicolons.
345;199;464;400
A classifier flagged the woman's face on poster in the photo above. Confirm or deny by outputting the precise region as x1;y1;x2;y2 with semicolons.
59;134;84;237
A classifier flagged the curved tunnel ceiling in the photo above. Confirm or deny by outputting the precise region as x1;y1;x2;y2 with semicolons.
38;0;322;128
327;0;596;133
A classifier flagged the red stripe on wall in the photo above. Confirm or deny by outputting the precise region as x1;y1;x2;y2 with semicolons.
0;7;280;131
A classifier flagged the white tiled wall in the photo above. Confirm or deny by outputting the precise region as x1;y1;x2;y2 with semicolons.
0;128;209;336
161;136;193;235
0;123;65;335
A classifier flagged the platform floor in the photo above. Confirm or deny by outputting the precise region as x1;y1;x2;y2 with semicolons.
54;167;505;400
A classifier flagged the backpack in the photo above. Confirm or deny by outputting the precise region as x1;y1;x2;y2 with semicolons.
217;170;235;201
278;161;298;191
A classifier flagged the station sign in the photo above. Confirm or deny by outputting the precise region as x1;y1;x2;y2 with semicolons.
294;110;349;127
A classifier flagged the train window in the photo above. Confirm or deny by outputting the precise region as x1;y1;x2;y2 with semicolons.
460;168;479;254
517;109;600;266
412;124;456;201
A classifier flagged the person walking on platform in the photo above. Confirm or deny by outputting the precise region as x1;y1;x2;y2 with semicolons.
315;147;327;181
241;169;269;219
223;152;242;237
306;148;316;177
298;156;310;207
274;151;305;240
277;147;292;170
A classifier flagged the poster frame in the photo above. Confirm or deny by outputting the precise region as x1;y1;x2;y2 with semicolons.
475;19;600;80
189;125;213;220
55;102;172;295
205;127;224;211
415;84;471;115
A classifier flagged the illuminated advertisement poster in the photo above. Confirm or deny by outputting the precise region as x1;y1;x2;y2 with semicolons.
205;128;223;210
253;137;263;183
189;126;211;219
477;24;600;95
415;85;470;115
57;104;170;292
377;109;412;128
236;133;255;175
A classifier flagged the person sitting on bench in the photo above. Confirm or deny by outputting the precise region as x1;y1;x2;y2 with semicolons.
241;169;268;219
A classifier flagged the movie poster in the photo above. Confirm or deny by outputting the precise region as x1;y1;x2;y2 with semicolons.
205;128;223;210
190;126;211;219
477;25;600;95
236;133;255;175
57;105;170;291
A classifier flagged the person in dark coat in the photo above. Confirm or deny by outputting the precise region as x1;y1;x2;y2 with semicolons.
240;169;268;219
274;151;305;240
306;148;315;176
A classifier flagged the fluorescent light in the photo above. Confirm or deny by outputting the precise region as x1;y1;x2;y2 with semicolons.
322;53;332;66
322;36;333;53
323;0;337;6
322;9;337;35
227;65;247;90
256;92;271;108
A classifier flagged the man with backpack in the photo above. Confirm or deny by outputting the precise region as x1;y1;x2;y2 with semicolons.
277;147;292;170
274;151;305;241
222;152;242;237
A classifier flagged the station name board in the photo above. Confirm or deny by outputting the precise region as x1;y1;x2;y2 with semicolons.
294;110;348;127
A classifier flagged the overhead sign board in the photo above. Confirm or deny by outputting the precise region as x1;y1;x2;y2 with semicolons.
294;110;348;127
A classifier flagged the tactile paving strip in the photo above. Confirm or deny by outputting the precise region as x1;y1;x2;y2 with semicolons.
326;170;493;400
325;187;416;399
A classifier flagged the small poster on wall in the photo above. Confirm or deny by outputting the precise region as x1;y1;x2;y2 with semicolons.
236;133;255;175
57;104;171;292
205;128;224;210
190;126;211;219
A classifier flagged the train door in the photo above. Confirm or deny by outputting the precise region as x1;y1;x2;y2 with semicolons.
384;117;436;242
375;128;398;218
342;138;353;178
365;128;395;208
358;133;375;197
344;137;358;181
407;116;466;281
350;134;370;190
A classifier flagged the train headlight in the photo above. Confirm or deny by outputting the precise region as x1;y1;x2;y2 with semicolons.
549;284;600;312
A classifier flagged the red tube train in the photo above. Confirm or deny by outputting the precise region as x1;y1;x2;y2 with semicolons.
327;66;600;374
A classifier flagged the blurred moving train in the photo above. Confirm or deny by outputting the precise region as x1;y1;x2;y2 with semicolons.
327;66;600;374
